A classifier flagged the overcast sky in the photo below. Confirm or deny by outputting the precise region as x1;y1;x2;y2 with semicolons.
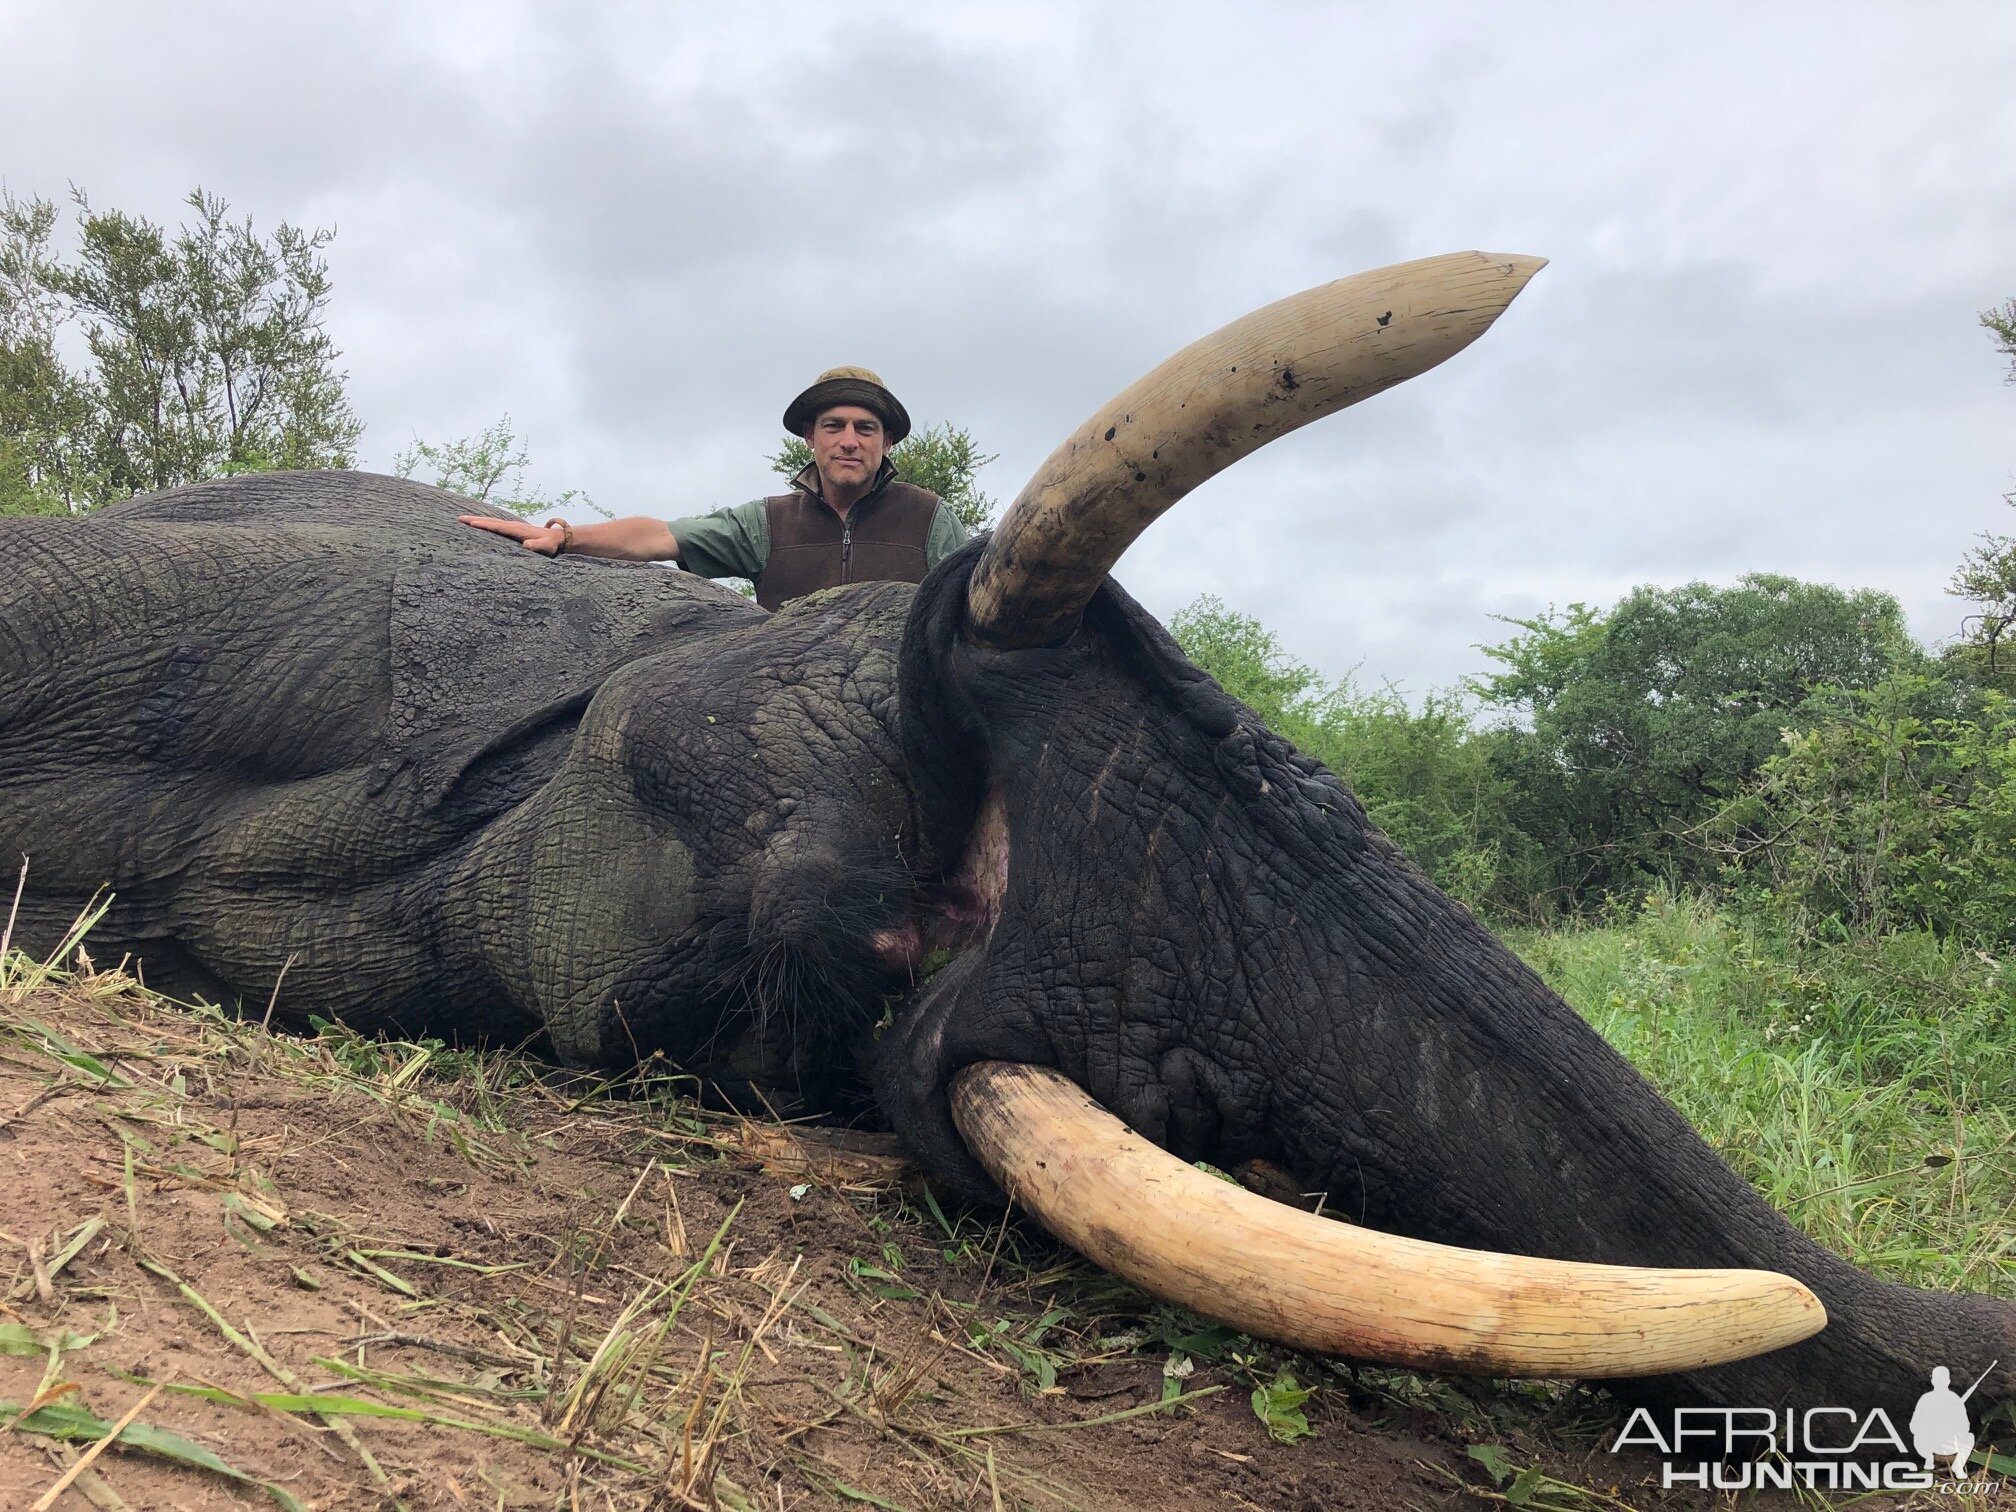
6;2;2012;696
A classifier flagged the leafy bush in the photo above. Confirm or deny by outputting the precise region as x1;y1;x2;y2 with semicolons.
1710;677;2016;948
1170;596;1549;919
1472;575;1922;910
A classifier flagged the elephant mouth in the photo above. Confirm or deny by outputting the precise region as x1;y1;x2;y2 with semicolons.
952;1061;1828;1378
873;789;1011;975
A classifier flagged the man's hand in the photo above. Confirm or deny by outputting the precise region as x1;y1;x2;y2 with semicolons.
459;515;568;555
457;513;681;562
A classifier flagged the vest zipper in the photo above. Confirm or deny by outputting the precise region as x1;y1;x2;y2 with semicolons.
840;516;852;581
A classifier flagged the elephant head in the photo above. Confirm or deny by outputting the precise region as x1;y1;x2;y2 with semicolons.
866;252;2013;1428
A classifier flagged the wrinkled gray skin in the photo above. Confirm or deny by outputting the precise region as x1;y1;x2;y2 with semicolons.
3;471;2010;1435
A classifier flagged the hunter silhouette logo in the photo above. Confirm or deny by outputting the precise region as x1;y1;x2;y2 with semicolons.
1610;1359;2002;1491
1911;1362;1995;1479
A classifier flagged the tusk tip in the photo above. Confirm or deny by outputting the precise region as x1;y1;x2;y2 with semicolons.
1773;1274;1830;1341
1476;251;1550;285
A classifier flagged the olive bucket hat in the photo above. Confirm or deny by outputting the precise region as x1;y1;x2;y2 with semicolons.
782;366;911;444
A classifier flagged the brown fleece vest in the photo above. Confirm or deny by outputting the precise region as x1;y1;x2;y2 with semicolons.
755;471;940;611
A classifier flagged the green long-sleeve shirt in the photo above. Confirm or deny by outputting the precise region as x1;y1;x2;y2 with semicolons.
667;493;969;582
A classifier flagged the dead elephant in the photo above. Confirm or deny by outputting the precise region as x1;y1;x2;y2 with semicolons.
2;252;2008;1435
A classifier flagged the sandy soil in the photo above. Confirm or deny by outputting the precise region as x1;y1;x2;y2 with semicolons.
0;966;1953;1510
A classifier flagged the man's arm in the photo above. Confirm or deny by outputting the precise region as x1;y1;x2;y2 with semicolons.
458;513;679;561
662;501;768;581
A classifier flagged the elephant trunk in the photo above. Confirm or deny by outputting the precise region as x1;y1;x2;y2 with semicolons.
1263;877;2016;1424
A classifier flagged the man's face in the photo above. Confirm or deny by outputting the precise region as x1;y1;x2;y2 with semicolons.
808;405;888;493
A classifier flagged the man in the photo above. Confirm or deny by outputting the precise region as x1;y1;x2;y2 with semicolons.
458;367;967;609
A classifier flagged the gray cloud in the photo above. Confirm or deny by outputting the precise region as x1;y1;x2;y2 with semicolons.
4;0;2013;697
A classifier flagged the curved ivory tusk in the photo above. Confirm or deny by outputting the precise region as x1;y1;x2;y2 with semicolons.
949;1061;1827;1378
966;251;1548;649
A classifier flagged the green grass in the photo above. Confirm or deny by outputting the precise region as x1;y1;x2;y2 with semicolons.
1510;891;2016;1297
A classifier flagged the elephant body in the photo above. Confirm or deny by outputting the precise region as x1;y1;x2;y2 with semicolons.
3;472;917;1107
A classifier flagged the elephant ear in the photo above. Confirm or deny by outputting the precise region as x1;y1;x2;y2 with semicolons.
381;557;743;814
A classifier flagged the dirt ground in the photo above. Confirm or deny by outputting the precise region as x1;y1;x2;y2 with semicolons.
0;961;1982;1510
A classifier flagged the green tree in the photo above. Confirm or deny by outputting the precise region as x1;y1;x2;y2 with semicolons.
1982;297;2016;381
769;421;999;530
1473;575;1921;907
0;194;98;514
0;186;360;515
1946;519;2016;684
1944;297;2016;677
394;414;602;519
1710;675;2016;947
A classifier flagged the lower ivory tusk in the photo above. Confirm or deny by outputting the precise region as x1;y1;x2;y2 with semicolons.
949;1061;1827;1378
